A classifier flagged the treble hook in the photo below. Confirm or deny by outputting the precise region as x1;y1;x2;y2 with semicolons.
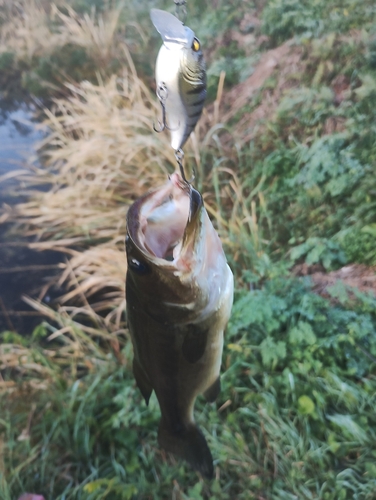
153;82;180;133
175;148;195;184
153;83;168;132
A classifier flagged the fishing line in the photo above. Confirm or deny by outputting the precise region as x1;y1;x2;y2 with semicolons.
173;0;190;183
174;0;187;24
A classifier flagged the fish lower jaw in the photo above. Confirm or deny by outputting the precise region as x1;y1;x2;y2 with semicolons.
161;300;197;311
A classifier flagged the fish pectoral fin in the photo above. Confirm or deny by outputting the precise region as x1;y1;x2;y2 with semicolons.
133;358;153;405
158;421;214;480
203;376;221;403
181;325;208;364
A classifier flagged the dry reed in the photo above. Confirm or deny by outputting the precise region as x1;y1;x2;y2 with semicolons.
0;0;136;71
2;64;182;331
0;0;63;62
0;2;267;369
1;74;264;333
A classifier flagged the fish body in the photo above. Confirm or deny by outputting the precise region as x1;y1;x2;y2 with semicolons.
125;173;233;478
151;9;207;150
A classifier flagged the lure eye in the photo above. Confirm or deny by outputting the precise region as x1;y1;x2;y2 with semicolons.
128;257;150;275
192;38;200;52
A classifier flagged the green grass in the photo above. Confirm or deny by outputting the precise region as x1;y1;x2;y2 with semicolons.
1;278;376;499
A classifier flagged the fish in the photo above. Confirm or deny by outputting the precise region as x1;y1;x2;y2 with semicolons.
125;172;233;478
151;8;207;151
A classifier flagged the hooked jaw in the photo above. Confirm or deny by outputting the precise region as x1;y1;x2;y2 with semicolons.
130;174;192;264
141;174;190;261
126;173;206;277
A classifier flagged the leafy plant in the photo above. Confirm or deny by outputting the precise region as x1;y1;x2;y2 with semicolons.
341;225;376;265
290;134;365;198
262;0;376;45
289;237;347;270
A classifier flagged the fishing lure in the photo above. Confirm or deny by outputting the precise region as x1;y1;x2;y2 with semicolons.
151;8;207;153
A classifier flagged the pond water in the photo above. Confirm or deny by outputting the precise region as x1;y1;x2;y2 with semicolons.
0;102;62;335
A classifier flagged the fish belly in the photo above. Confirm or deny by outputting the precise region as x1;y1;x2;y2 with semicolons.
126;295;218;479
126;259;233;478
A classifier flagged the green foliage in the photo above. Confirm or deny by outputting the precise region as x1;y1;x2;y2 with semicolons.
291;134;365;198
290;237;347;270
0;51;14;71
21;45;103;96
255;138;361;247
366;37;376;69
341;226;376;265
2;278;376;499
69;0;106;14
276;86;337;133
262;0;376;45
262;0;324;44
246;70;374;255
221;277;376;497
207;52;257;99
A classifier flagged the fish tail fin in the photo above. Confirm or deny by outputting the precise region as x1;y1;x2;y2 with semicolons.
158;420;214;479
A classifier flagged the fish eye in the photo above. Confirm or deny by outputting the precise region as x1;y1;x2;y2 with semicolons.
128;257;150;275
192;38;200;52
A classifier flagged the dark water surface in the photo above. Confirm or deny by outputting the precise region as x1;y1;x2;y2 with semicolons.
0;102;62;335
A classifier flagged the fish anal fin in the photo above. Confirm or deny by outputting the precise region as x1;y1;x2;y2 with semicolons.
133;358;153;405
203;376;221;403
158;421;214;479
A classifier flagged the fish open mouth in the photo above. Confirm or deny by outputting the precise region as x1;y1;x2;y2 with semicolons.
135;173;202;262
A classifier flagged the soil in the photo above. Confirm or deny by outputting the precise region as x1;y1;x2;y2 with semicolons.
217;40;305;143
292;263;376;298
213;32;357;145
222;42;294;119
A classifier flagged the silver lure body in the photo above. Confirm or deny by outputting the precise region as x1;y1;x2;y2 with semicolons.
151;9;207;151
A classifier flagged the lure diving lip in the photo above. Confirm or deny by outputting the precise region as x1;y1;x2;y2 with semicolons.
151;8;207;151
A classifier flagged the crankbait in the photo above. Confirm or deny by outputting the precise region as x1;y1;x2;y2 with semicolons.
151;8;207;156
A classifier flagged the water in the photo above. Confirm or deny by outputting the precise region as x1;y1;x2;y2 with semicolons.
0;102;62;335
0;104;44;175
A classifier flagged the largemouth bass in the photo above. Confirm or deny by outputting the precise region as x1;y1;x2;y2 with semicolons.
151;9;207;151
125;173;233;478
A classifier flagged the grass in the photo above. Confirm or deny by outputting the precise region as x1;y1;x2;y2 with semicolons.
1;279;376;499
1;0;376;498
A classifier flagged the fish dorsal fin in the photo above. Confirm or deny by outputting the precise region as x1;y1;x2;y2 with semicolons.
150;8;194;48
